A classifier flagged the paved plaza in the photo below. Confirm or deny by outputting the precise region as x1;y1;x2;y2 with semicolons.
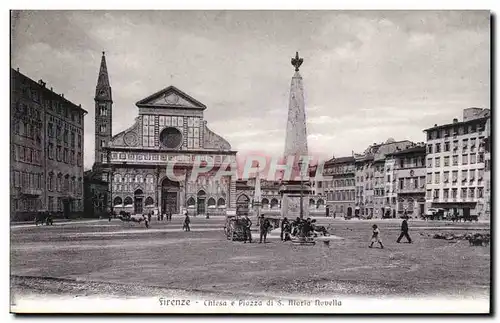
10;216;490;301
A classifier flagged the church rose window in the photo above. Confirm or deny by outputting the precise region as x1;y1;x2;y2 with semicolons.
160;127;183;149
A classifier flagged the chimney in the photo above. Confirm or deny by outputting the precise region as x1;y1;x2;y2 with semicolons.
16;68;19;72
50;87;53;91
61;94;64;98
453;118;458;123
434;124;437;127
38;79;46;87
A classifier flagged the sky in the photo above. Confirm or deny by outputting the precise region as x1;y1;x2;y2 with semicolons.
11;10;490;169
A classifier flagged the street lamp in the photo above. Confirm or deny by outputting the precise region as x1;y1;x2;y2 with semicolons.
298;159;304;219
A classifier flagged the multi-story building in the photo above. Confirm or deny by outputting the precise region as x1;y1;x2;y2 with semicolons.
424;108;490;219
484;116;491;220
353;139;415;218
385;145;427;218
323;156;356;218
10;68;87;221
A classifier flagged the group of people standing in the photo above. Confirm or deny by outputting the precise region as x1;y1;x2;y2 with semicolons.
238;214;272;244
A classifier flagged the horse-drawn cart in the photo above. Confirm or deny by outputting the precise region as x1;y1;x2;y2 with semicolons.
223;215;247;241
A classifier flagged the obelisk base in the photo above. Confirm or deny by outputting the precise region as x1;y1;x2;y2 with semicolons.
279;181;310;219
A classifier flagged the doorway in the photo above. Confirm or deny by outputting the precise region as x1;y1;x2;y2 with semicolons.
161;178;180;215
134;189;144;214
197;190;206;215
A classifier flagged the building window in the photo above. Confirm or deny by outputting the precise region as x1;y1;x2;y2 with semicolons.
426;189;431;199
452;155;458;166
427;158;432;168
478;187;484;198
99;104;107;116
100;125;106;133
426;173;432;184
461;188;467;199
453;140;459;151
452;188;457;199
427;144;433;154
101;140;106;148
444;156;450;167
435;143;441;153
478;153;484;163
399;179;404;190
78;134;82;148
462;138;468;151
452;170;458;183
462;154;468;165
443;171;449;183
63;129;68;143
461;170;467;182
48;143;54;160
77;152;82;166
433;189;439;199
444;141;450;152
48;123;54;137
435;157;440;167
470;154;477;164
48;173;53;191
469;188;475;198
434;172;440;184
56;146;62;161
478;168;484;180
443;189;449;199
469;169;475;181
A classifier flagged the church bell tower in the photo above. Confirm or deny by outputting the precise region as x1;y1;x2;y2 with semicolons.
94;51;113;166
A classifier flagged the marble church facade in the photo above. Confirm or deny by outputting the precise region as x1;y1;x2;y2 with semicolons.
93;53;237;216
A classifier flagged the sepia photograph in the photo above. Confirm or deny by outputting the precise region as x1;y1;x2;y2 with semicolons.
9;9;491;314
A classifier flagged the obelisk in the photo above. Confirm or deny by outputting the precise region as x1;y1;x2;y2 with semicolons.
253;165;262;218
280;52;310;219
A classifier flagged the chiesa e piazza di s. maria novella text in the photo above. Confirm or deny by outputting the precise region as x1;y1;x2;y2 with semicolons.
93;52;238;216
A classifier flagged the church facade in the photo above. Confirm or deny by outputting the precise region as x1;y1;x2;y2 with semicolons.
93;53;237;216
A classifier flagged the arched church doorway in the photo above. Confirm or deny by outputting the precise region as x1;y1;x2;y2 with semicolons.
134;189;144;214
162;178;180;215
236;194;250;216
197;190;206;215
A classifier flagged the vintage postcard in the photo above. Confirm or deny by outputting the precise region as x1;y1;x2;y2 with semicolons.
9;10;491;314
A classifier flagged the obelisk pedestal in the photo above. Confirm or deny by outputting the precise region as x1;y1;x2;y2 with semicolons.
279;52;311;219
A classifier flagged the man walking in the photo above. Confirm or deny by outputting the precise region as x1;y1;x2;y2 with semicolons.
243;214;253;243
259;215;271;243
397;217;412;243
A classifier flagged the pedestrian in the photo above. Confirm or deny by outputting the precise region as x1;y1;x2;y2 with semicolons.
280;217;289;241
259;215;271;243
369;224;384;249
183;212;191;232
396;217;412;243
143;214;149;229
243;214;253;243
169;211;173;222
148;212;152;223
